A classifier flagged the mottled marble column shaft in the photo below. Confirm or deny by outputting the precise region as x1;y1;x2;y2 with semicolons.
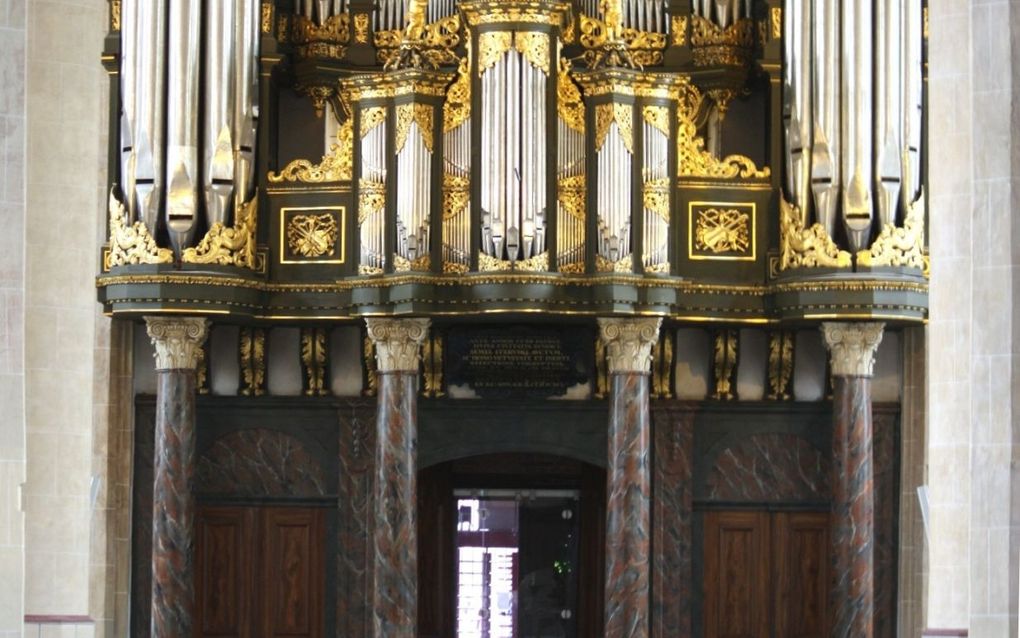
152;369;198;637
373;371;419;637
145;317;209;638
831;376;874;638
598;317;661;638
606;371;652;638
822;322;883;638
365;318;429;638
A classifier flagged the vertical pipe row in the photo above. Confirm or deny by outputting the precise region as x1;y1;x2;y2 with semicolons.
839;0;873;251
132;0;167;235
165;0;202;253
810;0;840;236
902;0;923;208
202;0;236;227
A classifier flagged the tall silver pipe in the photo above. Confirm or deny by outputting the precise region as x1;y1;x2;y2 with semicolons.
840;0;874;252
166;0;202;253
902;0;923;207
119;0;138;217
810;0;839;235
874;0;902;228
782;0;810;220
233;0;259;207
203;0;236;227
133;0;166;236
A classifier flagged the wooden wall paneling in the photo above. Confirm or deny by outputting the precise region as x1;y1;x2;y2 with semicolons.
702;511;770;638
260;508;326;638
773;512;829;638
195;507;255;638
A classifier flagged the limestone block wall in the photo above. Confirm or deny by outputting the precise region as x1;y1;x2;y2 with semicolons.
0;0;25;636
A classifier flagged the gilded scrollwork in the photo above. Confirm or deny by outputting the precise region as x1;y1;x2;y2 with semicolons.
300;328;330;396
643;178;670;222
675;81;770;179
460;0;571;27
856;192;926;270
595;102;633;153
286;213;339;258
779;197;852;269
514;31;550;74
379;12;461;69
106;189;173;267
642;105;670;136
557;60;585;134
671;15;687;46
478;31;513;75
711;329;738;400
291;13;350;59
353;13;369;42
595;254;633;273
393;253;431;272
766;330;794;401
478;251;549;272
239;327;267;397
269;113;353;183
443;56;471;133
358;179;386;224
182;192;259;269
558;174;586;222
360;106;387;138
694;208;750;254
771;7;782;39
689;16;754;67
443;173;470;221
261;2;272;34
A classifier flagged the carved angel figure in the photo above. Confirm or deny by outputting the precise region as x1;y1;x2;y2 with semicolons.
404;0;429;41
600;0;624;41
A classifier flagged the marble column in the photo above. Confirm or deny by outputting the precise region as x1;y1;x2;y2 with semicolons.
821;322;884;638
365;318;430;638
144;316;210;638
598;317;662;638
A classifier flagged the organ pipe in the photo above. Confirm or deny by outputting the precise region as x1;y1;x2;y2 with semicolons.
166;0;202;253
810;0;839;236
233;0;259;206
875;0;902;229
119;0;136;218
132;0;166;236
840;0;873;251
202;0;236;227
902;0;924;207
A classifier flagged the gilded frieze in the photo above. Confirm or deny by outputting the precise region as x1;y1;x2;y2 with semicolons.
182;193;259;269
290;13;350;60
689;16;754;67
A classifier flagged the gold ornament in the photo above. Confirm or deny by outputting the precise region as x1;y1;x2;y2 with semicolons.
300;328;330;396
766;330;794;401
360;106;387;138
643;178;670;222
857;191;926;270
286;213;339;258
182;192;259;269
358;179;386;224
778;197;851;269
557;61;585;134
558;174;586;222
671;15;687;46
443;173;470;221
689;16;754;67
354;13;369;42
478;31;513;75
269;112;353;183
443;56;471;133
675;81;770;179
239;327;267;396
694;208;750;254
515;31;550;73
106;189;172;267
711;329;738;400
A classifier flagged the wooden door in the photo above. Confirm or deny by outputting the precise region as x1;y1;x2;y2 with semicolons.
703;511;770;638
195;506;325;638
703;511;830;638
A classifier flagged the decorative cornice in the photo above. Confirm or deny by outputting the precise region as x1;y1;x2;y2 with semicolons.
365;318;431;372
597;317;662;374
145;317;210;370
820;322;885;378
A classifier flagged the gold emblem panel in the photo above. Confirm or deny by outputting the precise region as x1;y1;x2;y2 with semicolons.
280;206;346;264
688;201;756;261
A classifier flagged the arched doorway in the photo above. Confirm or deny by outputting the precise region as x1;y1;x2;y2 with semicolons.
418;453;606;638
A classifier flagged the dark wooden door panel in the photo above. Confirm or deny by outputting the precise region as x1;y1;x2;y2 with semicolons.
260;508;325;638
703;511;769;638
195;507;253;638
773;512;829;638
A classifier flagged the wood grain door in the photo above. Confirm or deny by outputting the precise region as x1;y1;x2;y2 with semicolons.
195;506;325;638
703;511;830;638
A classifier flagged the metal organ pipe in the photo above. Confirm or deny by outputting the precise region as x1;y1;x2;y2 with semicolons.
119;0;137;218
132;0;166;236
233;0;260;206
166;0;202;253
902;0;924;207
810;0;839;236
202;0;236;227
875;0;902;228
782;0;811;219
840;0;874;251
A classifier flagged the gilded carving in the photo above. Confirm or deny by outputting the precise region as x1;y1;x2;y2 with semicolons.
145;317;210;371
365;318;431;372
106;189;173;267
594;334;609;398
558;174;586;222
394;103;434;153
300;328;330;396
557;61;585;134
111;0;121;31
362;334;378;396
821;322;885;378
395;103;414;152
856;192;925;271
595;254;633;273
779;197;852;269
460;0;571;27
650;331;674;399
643;177;670;222
360;106;387;138
290;13;351;60
196;342;210;394
393;254;431;272
579;13;665;68
478;31;513;75
358;179;386;224
261;2;273;34
354;13;370;43
443;173;470;221
286;214;339;258
182;192;258;269
766;330;794;400
478;251;549;272
711;329;738;400
671;15;687;46
379;12;460;69
597;317;662;374
595;103;634;153
268;116;354;183
642;105;670;136
239;327;267;396
421;333;445;398
689;16;754;67
694;207;751;255
514;31;550;74
676;82;770;179
771;7;782;39
443;56;472;133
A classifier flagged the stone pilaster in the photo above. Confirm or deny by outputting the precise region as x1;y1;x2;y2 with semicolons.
821;322;884;638
144;317;209;638
365;318;430;638
598;317;662;638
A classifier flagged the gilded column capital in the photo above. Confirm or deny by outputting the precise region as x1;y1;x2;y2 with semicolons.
821;322;885;378
145;317;211;371
598;317;663;374
365;318;431;373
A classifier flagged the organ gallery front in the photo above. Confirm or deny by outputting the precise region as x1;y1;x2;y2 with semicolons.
97;0;927;636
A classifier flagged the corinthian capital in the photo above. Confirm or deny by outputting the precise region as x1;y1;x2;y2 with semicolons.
598;317;662;374
365;318;431;372
145;317;210;370
821;322;885;377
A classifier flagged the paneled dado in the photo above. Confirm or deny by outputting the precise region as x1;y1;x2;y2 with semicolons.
130;396;899;638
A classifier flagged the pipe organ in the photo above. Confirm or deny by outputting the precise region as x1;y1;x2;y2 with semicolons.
100;0;929;325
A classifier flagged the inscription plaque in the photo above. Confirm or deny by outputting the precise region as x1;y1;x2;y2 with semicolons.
445;326;593;399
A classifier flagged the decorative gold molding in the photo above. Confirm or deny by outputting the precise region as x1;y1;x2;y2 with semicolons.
710;329;738;400
671;15;687;46
239;327;267;396
261;2;273;34
459;0;571;27
393;254;431;272
856;192;925;271
558;61;586;133
766;330;794;400
443;56;471;133
478;251;549;272
689;16;754;66
300;327;330;396
421;333;445;397
779;197;851;269
269;114;353;183
106;189;173;267
690;204;755;260
353;13;369;43
675;82;770;179
478;31;513;75
360;107;387;138
362;334;378;396
771;7;782;39
182;192;258;269
595;254;634;273
291;13;350;59
111;0;121;31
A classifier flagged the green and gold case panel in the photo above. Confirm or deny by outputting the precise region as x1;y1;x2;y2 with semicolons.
268;188;356;280
674;183;772;283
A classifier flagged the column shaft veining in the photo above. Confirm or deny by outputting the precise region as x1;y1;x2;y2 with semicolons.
599;317;662;638
822;322;884;638
145;316;209;638
366;318;430;638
